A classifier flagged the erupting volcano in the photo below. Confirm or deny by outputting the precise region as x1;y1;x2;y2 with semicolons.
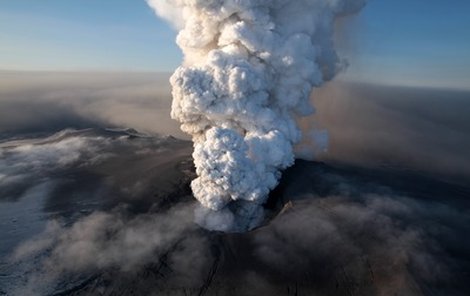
148;0;367;231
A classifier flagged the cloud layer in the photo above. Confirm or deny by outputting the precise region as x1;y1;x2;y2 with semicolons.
6;157;470;296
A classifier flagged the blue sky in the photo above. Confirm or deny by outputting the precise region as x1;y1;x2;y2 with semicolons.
0;0;469;89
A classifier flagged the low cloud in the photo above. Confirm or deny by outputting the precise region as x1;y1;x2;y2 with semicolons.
0;128;191;204
6;158;470;295
11;203;213;296
251;195;459;295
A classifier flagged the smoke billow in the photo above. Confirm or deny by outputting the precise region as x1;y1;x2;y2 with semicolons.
148;0;367;231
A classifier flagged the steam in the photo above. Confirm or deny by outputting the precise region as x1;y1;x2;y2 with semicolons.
148;0;366;231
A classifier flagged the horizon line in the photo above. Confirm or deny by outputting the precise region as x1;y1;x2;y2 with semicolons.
1;69;469;92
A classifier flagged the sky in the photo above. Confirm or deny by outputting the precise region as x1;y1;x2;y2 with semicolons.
0;0;469;89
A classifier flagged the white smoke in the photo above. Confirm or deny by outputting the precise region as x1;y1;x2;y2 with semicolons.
147;0;366;232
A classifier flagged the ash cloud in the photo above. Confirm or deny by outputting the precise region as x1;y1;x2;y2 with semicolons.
148;0;368;232
301;82;470;184
0;71;184;139
2;71;468;186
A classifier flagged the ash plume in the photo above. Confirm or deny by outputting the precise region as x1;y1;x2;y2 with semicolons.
148;0;367;231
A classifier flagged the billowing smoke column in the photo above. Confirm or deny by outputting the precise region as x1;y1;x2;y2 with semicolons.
148;0;366;232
